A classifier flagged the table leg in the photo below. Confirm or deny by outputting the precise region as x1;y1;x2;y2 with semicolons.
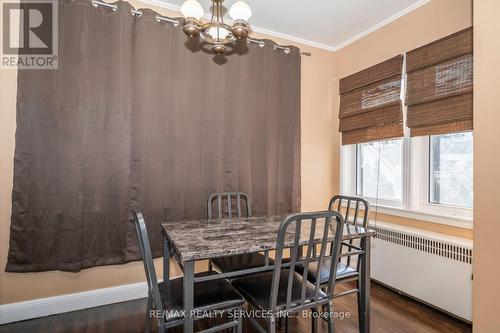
358;236;371;333
163;237;170;285
183;260;195;333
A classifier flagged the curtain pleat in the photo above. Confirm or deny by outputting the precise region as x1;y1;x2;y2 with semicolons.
7;0;301;272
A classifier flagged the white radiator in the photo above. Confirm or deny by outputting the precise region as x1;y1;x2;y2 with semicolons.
369;222;473;322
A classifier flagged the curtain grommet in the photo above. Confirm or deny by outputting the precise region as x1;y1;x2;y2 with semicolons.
132;10;142;17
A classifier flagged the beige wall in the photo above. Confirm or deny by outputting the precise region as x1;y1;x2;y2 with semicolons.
0;0;478;306
0;1;337;304
472;0;500;331
332;0;473;239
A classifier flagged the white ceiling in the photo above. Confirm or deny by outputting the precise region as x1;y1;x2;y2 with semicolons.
141;0;429;51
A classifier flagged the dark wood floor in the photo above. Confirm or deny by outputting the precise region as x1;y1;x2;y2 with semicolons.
0;282;471;333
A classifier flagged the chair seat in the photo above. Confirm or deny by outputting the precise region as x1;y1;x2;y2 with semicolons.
158;272;244;322
231;269;326;311
211;252;269;273
296;259;359;285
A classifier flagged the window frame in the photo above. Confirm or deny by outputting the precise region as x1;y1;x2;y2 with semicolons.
354;138;407;208
340;134;473;229
412;135;473;220
340;55;472;229
427;133;474;209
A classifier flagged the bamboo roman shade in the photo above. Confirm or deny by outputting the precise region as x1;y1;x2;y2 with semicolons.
405;27;473;136
339;55;404;145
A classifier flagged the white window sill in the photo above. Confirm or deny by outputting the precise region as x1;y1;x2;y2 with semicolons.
371;204;473;230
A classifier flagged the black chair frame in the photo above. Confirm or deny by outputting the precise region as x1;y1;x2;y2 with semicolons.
327;196;370;328
207;192;268;275
133;211;243;333
233;211;344;333
207;192;252;220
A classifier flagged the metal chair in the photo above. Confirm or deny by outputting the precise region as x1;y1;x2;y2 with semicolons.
208;192;269;274
328;195;370;282
329;195;369;226
231;211;345;333
207;192;252;219
297;195;369;330
133;211;244;333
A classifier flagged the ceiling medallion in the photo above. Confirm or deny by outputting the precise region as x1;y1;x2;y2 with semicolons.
181;0;252;56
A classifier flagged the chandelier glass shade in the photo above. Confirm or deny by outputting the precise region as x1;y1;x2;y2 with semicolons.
180;0;252;55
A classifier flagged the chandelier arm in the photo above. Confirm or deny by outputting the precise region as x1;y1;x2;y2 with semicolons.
200;22;235;45
219;1;224;24
181;0;252;55
219;1;223;41
211;0;215;24
217;2;221;40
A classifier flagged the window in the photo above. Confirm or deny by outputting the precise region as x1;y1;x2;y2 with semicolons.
429;132;473;208
341;132;474;227
339;28;474;227
356;139;403;202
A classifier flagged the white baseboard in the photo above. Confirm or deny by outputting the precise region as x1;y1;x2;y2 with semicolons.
0;281;149;325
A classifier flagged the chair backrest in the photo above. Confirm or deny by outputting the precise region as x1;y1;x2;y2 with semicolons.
270;211;344;313
328;195;369;228
133;211;163;312
207;192;252;219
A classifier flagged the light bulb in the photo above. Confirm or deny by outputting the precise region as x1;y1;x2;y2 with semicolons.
229;1;252;22
181;0;204;20
207;26;230;41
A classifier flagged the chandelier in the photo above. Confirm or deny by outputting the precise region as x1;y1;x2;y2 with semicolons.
180;0;252;55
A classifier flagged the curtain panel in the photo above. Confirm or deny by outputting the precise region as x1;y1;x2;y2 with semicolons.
7;0;301;272
338;55;404;145
405;27;473;137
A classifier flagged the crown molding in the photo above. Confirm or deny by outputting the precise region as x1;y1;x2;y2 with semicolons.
248;25;337;52
139;0;431;52
139;0;337;51
333;0;431;50
138;0;184;15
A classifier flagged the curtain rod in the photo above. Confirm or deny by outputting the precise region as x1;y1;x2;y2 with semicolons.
90;0;311;56
246;38;311;57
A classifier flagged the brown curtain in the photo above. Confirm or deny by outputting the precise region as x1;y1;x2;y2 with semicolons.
405;27;473;136
338;55;404;145
7;0;301;272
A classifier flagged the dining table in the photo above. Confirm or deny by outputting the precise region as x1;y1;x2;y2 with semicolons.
161;214;376;333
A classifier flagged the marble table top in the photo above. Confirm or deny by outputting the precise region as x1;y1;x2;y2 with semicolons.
161;215;376;262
